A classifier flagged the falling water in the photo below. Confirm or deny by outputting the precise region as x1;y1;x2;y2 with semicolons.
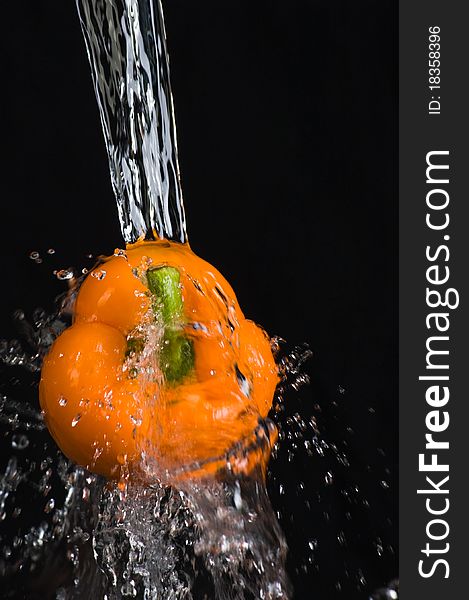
76;0;186;244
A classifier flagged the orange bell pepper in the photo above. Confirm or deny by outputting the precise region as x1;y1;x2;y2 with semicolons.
39;241;278;480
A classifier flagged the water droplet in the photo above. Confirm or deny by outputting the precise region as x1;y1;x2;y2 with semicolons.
91;269;107;280
47;248;55;254
93;447;103;462
59;396;68;407
117;454;128;465
29;251;40;260
71;414;82;427
375;539;384;556
56;269;74;281
233;481;242;510
44;498;55;513
114;248;128;259
357;569;366;586
141;256;153;269
11;434;29;450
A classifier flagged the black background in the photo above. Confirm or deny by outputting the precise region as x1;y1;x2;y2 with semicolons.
0;1;397;598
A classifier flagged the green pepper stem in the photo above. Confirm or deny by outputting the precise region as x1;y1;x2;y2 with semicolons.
146;266;193;383
147;266;184;324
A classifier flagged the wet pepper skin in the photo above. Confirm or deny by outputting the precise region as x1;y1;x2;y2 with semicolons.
39;241;278;480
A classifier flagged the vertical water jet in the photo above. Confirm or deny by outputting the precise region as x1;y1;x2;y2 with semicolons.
76;0;187;244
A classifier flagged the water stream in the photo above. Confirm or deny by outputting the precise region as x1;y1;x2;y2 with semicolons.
76;0;186;244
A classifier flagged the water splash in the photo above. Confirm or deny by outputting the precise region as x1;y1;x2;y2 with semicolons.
89;475;289;599
0;279;398;597
0;258;293;598
76;0;186;244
